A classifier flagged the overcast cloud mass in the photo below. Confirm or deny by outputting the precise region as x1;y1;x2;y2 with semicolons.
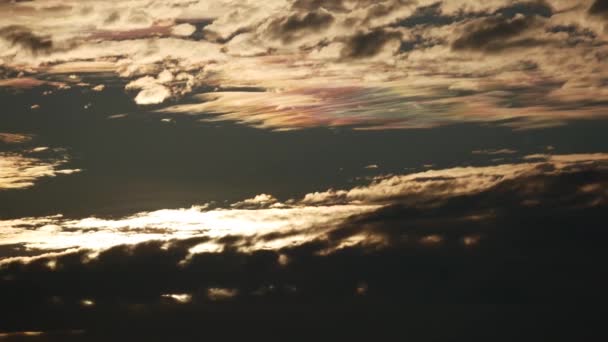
1;1;608;341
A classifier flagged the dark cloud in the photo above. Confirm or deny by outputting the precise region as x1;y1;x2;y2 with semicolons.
0;25;53;55
495;1;553;18
1;164;607;340
398;2;552;29
397;2;457;27
341;29;402;58
268;11;334;42
451;15;545;52
589;0;608;16
292;0;347;12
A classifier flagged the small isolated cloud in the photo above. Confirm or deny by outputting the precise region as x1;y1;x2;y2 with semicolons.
0;331;44;338
0;133;32;144
0;151;81;190
161;293;192;304
92;84;105;91
207;287;238;301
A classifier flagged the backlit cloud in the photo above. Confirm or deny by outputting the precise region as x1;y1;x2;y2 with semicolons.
0;151;81;190
0;0;606;129
1;153;606;265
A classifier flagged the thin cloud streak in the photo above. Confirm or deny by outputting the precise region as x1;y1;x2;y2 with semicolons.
0;151;81;190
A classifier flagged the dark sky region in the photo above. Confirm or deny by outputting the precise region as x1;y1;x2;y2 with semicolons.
1;0;608;341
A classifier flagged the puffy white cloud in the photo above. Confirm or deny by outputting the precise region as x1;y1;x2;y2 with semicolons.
133;84;172;105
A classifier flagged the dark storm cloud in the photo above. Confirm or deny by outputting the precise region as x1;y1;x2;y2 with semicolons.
341;29;402;58
451;15;544;52
1;162;607;339
268;11;335;42
0;25;52;55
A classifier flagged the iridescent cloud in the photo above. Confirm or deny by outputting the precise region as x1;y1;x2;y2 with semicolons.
1;0;607;130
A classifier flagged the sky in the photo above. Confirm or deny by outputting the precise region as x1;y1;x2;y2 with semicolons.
1;0;608;340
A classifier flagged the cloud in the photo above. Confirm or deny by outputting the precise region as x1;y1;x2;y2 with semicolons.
0;203;380;263
0;25;53;55
126;72;175;105
451;14;544;52
231;194;279;209
0;133;32;144
207;287;238;301
588;0;608;16
472;148;517;155
292;0;347;12
0;0;606;131
1;153;606;264
1;151;607;339
0;151;81;190
161;293;192;303
340;28;402;58
268;11;335;42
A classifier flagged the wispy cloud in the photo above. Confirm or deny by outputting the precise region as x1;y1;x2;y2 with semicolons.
0;151;81;190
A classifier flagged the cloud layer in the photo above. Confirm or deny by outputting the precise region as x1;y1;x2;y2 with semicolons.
1;0;608;130
2;153;606;265
1;152;607;340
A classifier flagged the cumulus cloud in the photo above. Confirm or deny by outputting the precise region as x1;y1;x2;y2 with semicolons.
126;73;174;105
